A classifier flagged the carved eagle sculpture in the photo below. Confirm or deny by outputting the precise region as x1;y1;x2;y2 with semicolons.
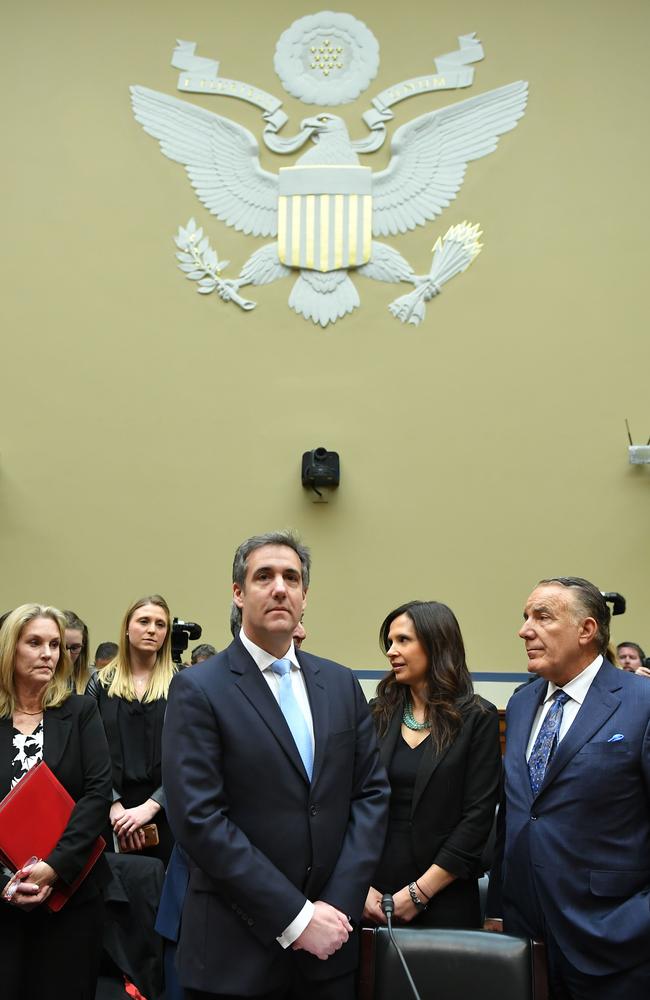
131;82;527;325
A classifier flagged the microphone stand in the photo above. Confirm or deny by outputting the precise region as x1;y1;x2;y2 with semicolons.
381;893;422;1000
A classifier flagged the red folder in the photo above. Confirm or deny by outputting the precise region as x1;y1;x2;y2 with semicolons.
0;760;106;911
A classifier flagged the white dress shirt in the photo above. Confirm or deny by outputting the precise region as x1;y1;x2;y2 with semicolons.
525;654;603;760
239;629;315;948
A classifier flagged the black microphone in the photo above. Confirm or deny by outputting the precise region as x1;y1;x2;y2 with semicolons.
380;893;422;1000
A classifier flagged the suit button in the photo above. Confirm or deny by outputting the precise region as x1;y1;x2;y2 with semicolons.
306;866;312;873
310;805;317;816
530;814;537;821
247;918;254;926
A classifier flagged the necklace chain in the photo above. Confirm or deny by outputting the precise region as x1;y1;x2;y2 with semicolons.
15;707;43;716
402;698;431;731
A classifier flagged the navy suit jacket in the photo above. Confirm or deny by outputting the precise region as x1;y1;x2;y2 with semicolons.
488;660;650;975
161;638;389;995
154;842;189;942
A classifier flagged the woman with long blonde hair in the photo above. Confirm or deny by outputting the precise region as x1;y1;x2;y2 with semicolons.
87;594;176;864
0;604;112;1000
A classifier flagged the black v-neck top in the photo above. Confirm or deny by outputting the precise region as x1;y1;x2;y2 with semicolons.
374;734;430;893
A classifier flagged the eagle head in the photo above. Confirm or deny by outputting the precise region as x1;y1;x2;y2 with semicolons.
300;114;348;138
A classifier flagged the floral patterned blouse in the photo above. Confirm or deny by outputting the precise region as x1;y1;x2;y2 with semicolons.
1;722;44;879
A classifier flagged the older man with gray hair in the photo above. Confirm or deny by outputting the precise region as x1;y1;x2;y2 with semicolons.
487;576;650;999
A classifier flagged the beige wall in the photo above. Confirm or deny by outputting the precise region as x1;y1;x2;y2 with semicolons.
2;0;649;703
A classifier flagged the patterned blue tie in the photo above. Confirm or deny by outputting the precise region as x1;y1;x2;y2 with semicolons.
528;690;570;796
270;659;313;780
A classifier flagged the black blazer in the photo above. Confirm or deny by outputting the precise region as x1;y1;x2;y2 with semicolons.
377;696;501;880
162;638;390;996
0;694;113;904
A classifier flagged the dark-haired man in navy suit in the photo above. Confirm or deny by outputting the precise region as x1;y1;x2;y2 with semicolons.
162;530;389;1000
486;576;650;999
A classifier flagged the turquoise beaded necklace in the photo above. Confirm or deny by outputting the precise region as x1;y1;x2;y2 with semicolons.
402;697;431;731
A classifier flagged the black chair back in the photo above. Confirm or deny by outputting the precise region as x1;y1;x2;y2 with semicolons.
359;927;548;1000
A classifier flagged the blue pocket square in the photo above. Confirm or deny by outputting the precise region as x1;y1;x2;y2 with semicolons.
607;733;624;742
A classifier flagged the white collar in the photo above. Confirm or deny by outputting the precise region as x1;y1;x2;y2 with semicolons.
239;629;299;673
544;654;603;706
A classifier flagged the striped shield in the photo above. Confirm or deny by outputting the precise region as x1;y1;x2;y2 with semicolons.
278;166;372;272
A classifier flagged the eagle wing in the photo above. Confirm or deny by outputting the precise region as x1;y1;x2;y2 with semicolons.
372;81;528;237
130;86;278;238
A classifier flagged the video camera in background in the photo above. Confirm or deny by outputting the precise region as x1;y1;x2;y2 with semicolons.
171;618;202;664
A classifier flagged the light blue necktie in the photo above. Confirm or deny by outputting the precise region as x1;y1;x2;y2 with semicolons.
270;659;313;780
528;690;570;796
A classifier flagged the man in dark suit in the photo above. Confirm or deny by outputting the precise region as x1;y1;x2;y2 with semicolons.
486;576;650;999
162;530;389;1000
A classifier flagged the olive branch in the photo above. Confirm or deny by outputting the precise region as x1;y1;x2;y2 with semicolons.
174;219;256;311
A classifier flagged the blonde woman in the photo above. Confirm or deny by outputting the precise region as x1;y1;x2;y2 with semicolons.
0;604;112;1000
63;609;91;693
87;595;176;864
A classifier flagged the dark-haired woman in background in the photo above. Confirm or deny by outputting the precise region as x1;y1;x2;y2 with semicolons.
363;600;501;929
87;595;176;865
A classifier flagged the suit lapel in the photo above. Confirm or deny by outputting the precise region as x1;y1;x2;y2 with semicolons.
539;662;621;793
507;679;546;800
510;680;546;764
300;654;328;786
378;710;401;772
230;641;310;783
0;718;14;796
43;702;73;772
411;735;454;816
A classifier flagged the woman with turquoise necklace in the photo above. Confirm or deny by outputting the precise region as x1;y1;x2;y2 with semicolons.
363;600;501;929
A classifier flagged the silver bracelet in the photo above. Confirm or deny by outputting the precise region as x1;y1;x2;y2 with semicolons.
408;882;428;911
